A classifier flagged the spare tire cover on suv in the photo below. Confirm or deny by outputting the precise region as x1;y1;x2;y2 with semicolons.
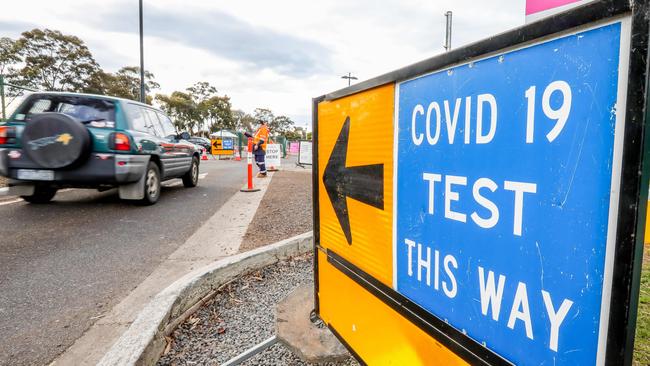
22;112;92;169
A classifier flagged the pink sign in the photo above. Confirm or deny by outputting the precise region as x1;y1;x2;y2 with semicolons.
289;142;299;153
526;0;581;15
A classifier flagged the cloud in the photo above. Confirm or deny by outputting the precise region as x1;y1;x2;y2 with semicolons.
0;20;37;37
97;4;332;77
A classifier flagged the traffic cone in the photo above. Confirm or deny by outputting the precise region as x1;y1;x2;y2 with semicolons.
234;149;241;161
201;148;209;161
241;138;260;192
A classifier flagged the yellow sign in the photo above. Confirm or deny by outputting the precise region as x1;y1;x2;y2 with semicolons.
211;138;233;155
318;251;467;365
314;84;467;364
317;84;394;284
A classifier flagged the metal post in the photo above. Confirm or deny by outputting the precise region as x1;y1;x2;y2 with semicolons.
139;0;146;103
0;75;5;121
444;11;453;52
221;336;278;366
341;72;358;86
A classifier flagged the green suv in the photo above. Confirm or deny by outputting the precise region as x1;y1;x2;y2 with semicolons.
0;92;201;205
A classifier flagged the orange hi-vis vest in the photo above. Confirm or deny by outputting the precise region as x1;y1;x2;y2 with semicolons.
254;125;270;151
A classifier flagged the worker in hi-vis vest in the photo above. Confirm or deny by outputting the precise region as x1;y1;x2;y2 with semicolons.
245;120;270;178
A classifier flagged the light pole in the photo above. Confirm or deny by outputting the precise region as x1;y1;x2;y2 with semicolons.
341;72;358;87
444;11;453;52
0;75;5;121
139;0;145;103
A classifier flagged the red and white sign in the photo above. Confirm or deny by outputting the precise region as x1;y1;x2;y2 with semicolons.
526;0;592;22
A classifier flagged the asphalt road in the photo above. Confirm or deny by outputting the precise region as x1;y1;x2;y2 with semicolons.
0;159;247;366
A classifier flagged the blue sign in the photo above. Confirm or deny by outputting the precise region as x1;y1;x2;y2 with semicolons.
395;23;623;365
223;139;233;150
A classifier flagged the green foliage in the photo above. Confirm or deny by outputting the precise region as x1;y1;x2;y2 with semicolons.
284;130;301;140
252;108;294;134
88;66;160;103
271;115;294;134
253;108;274;125
284;126;306;140
0;37;20;76
14;29;101;92
233;109;255;132
156;82;233;134
188;82;234;132
0;28;296;138
635;249;650;364
156;91;197;132
0;37;24;100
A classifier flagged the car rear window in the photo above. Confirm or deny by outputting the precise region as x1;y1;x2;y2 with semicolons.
14;95;116;128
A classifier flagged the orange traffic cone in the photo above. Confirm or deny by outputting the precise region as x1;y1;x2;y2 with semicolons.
234;149;241;161
201;149;209;161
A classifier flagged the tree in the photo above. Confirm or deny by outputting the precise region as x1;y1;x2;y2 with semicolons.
201;95;233;132
252;108;294;134
14;29;101;92
253;108;274;125
186;81;217;103
270;115;294;135
155;91;197;132
0;37;24;106
233;109;255;132
284;126;305;140
186;82;233;133
156;82;234;134
102;66;160;103
284;130;301;140
0;37;20;77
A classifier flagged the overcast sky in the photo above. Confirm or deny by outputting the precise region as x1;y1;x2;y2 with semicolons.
0;0;525;130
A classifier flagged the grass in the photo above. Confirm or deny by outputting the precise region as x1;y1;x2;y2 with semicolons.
634;246;650;365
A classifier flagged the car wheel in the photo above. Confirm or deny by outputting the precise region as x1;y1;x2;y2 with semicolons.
21;185;58;204
182;156;199;188
139;162;161;205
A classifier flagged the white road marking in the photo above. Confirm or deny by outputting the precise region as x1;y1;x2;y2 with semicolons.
0;198;23;206
0;188;75;206
0;173;209;205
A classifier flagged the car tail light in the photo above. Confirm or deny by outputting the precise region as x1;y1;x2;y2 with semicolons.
0;126;16;145
111;132;131;151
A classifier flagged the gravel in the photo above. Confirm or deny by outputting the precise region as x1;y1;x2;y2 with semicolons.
240;171;312;252
157;254;357;366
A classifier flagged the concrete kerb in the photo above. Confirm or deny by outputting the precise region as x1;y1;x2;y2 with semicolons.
98;231;313;366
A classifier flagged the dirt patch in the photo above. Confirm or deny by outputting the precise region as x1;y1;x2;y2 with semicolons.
157;254;355;366
240;171;312;252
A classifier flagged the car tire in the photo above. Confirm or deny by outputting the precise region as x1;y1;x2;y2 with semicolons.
139;162;161;205
182;156;199;188
21;185;58;204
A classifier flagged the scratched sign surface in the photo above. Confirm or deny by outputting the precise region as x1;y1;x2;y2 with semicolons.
395;23;624;364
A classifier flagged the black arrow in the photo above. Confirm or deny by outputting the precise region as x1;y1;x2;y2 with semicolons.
322;116;384;245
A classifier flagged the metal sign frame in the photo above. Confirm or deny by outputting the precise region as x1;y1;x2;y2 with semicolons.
312;1;650;364
298;140;313;166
